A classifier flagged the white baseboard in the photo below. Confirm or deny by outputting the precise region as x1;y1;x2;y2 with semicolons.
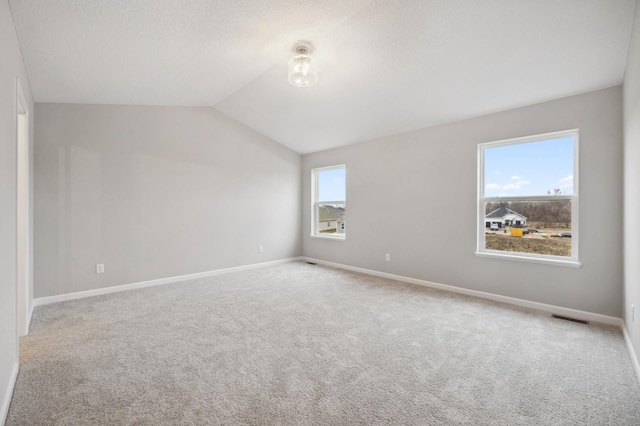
33;257;303;307
303;257;622;327
622;322;640;385
0;363;18;426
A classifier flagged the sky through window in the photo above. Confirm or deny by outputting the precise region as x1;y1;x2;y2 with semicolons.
484;136;574;197
317;167;346;201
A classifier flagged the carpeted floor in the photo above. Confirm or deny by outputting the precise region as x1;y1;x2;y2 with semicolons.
7;261;640;425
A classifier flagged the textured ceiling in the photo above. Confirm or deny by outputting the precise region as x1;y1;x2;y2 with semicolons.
9;0;637;153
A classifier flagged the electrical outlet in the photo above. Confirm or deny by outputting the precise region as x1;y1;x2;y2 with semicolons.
96;264;104;274
258;245;263;253
385;254;391;262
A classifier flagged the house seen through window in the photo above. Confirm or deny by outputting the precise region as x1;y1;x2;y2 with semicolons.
312;165;346;239
478;130;578;266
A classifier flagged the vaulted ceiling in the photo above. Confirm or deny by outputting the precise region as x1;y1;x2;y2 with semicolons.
9;0;637;153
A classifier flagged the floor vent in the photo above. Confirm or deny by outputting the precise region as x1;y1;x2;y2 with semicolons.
552;314;588;325
306;262;317;265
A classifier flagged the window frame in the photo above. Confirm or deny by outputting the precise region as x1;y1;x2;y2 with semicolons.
311;164;346;240
476;129;580;267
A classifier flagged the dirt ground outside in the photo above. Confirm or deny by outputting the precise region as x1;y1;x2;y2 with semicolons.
527;221;571;230
485;233;571;257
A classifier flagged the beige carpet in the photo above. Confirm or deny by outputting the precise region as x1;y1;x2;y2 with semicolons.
7;261;640;425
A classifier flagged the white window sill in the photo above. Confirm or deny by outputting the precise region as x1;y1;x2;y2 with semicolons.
475;251;581;268
311;234;346;241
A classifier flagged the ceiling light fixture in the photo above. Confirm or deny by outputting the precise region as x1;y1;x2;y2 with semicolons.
288;46;318;87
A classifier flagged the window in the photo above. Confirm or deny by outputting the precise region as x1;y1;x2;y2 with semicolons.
312;165;346;239
477;130;579;266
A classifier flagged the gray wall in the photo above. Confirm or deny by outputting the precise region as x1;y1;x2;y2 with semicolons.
624;1;640;369
34;104;301;298
0;0;34;419
303;86;623;317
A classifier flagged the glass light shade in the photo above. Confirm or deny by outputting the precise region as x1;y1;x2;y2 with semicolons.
288;53;318;87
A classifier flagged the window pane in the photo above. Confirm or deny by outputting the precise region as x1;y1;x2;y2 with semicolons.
315;166;346;236
317;167;346;202
484;136;574;197
484;201;572;257
317;203;345;234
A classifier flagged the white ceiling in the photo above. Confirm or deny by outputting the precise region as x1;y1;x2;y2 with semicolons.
9;0;637;154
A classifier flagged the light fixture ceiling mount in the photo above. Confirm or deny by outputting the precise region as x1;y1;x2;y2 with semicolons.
288;45;318;87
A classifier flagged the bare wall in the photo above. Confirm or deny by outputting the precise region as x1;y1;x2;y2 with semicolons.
0;0;35;421
623;0;640;369
34;104;301;298
303;86;623;317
